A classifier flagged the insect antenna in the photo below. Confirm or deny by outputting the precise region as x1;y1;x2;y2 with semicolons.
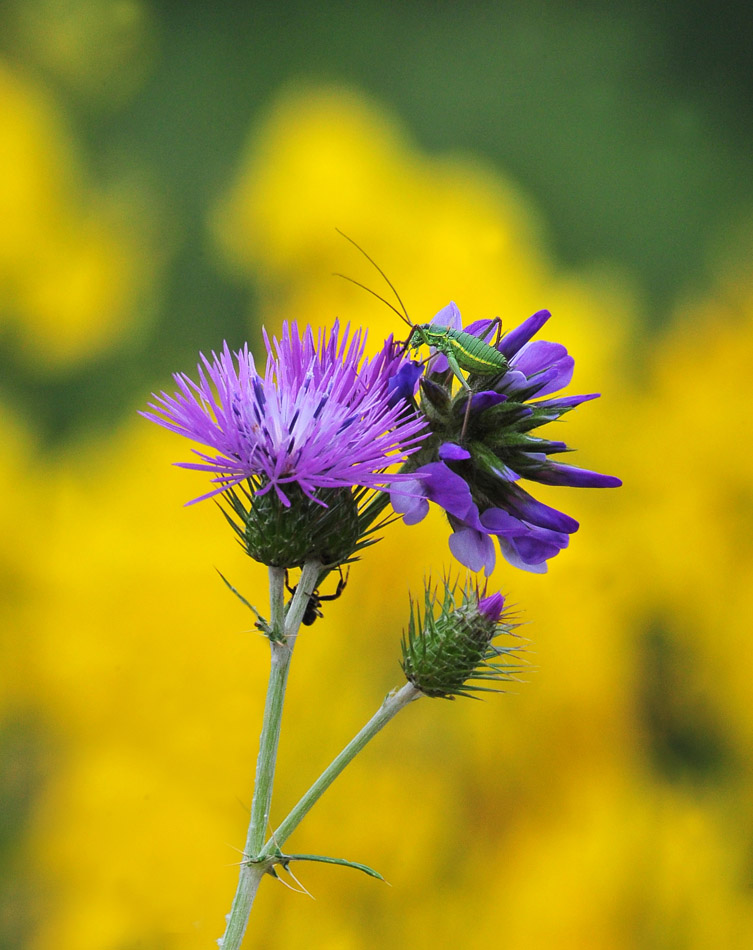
332;272;406;321
335;229;414;329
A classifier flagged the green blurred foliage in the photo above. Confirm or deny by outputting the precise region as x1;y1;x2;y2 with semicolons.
1;0;752;442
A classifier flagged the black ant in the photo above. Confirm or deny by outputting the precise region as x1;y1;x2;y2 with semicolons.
285;567;350;626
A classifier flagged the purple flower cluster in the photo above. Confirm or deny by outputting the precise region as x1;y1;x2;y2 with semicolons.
391;302;621;574
143;321;426;505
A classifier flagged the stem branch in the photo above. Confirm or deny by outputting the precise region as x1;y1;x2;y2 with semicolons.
262;682;421;857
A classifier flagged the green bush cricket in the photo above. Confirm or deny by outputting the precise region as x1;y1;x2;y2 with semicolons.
335;230;509;438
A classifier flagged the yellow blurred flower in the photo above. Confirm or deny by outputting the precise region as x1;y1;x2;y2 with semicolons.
0;61;153;367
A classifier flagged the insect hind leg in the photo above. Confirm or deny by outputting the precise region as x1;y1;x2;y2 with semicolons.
477;316;503;347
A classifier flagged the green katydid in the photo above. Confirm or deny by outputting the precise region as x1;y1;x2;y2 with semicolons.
335;230;510;438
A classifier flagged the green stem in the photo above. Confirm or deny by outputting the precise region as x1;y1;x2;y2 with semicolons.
261;681;421;858
220;560;321;950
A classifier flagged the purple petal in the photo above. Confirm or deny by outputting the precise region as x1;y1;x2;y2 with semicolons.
480;507;525;535
498;538;549;574
478;591;506;622
387;360;423;407
534;392;600;410
429;352;449;374
498;309;551;358
390;478;430;524
487;461;520;482
531;356;575;397
439;442;471;461
511;531;568;563
527;463;623;488
497;369;528;393
431;301;462;331
417;461;475;520
464;317;498;340
503;488;579;533
511;340;569;376
449;526;496;575
459;390;508;414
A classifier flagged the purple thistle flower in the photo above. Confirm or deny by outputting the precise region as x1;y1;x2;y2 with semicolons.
391;303;621;575
143;321;426;506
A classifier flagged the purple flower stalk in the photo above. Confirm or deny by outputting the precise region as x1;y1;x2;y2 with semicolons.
143;321;426;505
391;302;621;575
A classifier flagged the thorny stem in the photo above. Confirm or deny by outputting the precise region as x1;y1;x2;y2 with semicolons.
219;560;321;950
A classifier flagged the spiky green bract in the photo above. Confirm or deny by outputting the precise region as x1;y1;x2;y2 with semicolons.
400;579;521;699
220;479;395;570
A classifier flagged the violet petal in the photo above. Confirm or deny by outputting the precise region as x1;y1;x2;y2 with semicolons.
498;309;551;358
503;488;579;533
439;442;472;461
449;526;496;575
459;390;508;414
527;463;623;488
498;537;549;574
511;340;569;376
431;301;462;330
478;591;506;622
418;461;476;520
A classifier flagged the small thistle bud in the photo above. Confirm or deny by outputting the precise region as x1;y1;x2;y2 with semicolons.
401;578;521;699
221;482;360;569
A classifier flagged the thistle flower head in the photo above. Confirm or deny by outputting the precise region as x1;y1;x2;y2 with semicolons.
401;577;521;699
391;303;621;575
143;321;427;566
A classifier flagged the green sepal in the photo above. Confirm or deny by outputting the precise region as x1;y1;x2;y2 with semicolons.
516;402;575;431
522;436;572;455
451;393;529;428
467;441;510;481
484;429;549;453
419;377;451;420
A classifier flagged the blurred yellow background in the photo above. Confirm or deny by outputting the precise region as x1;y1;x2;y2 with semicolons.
3;2;753;948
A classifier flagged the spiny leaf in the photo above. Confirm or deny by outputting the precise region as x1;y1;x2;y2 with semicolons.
279;852;385;881
216;570;274;637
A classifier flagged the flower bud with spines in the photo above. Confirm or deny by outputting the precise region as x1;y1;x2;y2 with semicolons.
400;578;522;699
220;479;361;569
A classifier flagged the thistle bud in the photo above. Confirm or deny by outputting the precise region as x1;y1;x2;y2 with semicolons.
401;579;521;699
221;482;360;569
